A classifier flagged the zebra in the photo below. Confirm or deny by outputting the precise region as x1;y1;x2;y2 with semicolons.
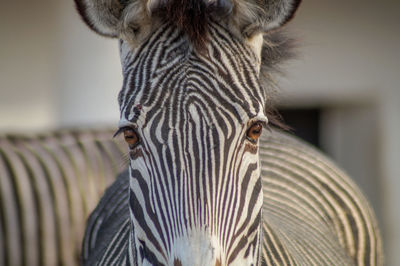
0;129;127;266
75;0;383;265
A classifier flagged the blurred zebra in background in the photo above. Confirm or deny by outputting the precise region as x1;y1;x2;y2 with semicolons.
0;129;126;265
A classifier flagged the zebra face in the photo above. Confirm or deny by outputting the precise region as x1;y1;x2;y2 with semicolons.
74;0;302;264
117;22;267;265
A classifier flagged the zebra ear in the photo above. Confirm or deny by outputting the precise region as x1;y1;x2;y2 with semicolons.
74;0;147;39
235;0;302;36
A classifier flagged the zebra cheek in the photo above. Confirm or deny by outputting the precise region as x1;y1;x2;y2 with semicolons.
244;142;259;155
129;148;144;160
129;150;148;174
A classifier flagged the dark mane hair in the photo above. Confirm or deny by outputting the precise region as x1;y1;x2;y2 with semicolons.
165;0;210;50
153;0;232;51
260;31;298;130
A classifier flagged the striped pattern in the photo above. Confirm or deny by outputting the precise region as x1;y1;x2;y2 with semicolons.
82;130;383;265
116;22;268;265
0;129;127;266
82;170;131;266
259;131;383;266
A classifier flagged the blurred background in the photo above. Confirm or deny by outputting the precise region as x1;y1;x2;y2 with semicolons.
0;0;399;264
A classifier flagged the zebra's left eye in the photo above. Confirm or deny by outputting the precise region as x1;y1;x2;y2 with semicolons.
114;127;140;148
246;122;263;143
123;128;140;147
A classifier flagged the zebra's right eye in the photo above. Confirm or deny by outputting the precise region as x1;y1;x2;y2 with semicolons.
246;122;263;143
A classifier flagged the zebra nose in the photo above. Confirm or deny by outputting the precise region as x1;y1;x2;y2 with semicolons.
171;230;220;266
173;258;221;266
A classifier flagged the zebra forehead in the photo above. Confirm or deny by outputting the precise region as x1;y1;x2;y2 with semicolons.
118;91;265;127
117;23;267;126
120;102;262;130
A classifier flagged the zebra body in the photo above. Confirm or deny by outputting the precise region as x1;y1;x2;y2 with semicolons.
75;0;383;265
82;130;382;265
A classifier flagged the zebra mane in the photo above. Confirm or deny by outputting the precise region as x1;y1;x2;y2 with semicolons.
260;31;297;129
151;1;230;51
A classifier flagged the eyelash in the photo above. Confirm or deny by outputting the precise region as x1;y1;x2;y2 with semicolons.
113;127;125;138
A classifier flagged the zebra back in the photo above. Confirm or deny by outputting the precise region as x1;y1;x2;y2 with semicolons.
0;129;127;266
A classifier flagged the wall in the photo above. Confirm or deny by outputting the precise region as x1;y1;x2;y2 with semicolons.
54;0;122;128
0;0;121;132
0;0;58;131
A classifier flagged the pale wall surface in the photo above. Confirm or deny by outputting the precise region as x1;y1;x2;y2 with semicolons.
0;0;399;264
0;0;121;132
0;1;59;131
54;0;122;128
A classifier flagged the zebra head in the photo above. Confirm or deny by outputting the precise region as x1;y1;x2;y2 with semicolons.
76;0;300;265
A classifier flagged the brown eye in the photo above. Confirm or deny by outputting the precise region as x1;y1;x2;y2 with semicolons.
123;128;139;147
247;122;263;143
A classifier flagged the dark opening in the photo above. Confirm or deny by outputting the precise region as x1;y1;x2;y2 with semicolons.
278;108;321;149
